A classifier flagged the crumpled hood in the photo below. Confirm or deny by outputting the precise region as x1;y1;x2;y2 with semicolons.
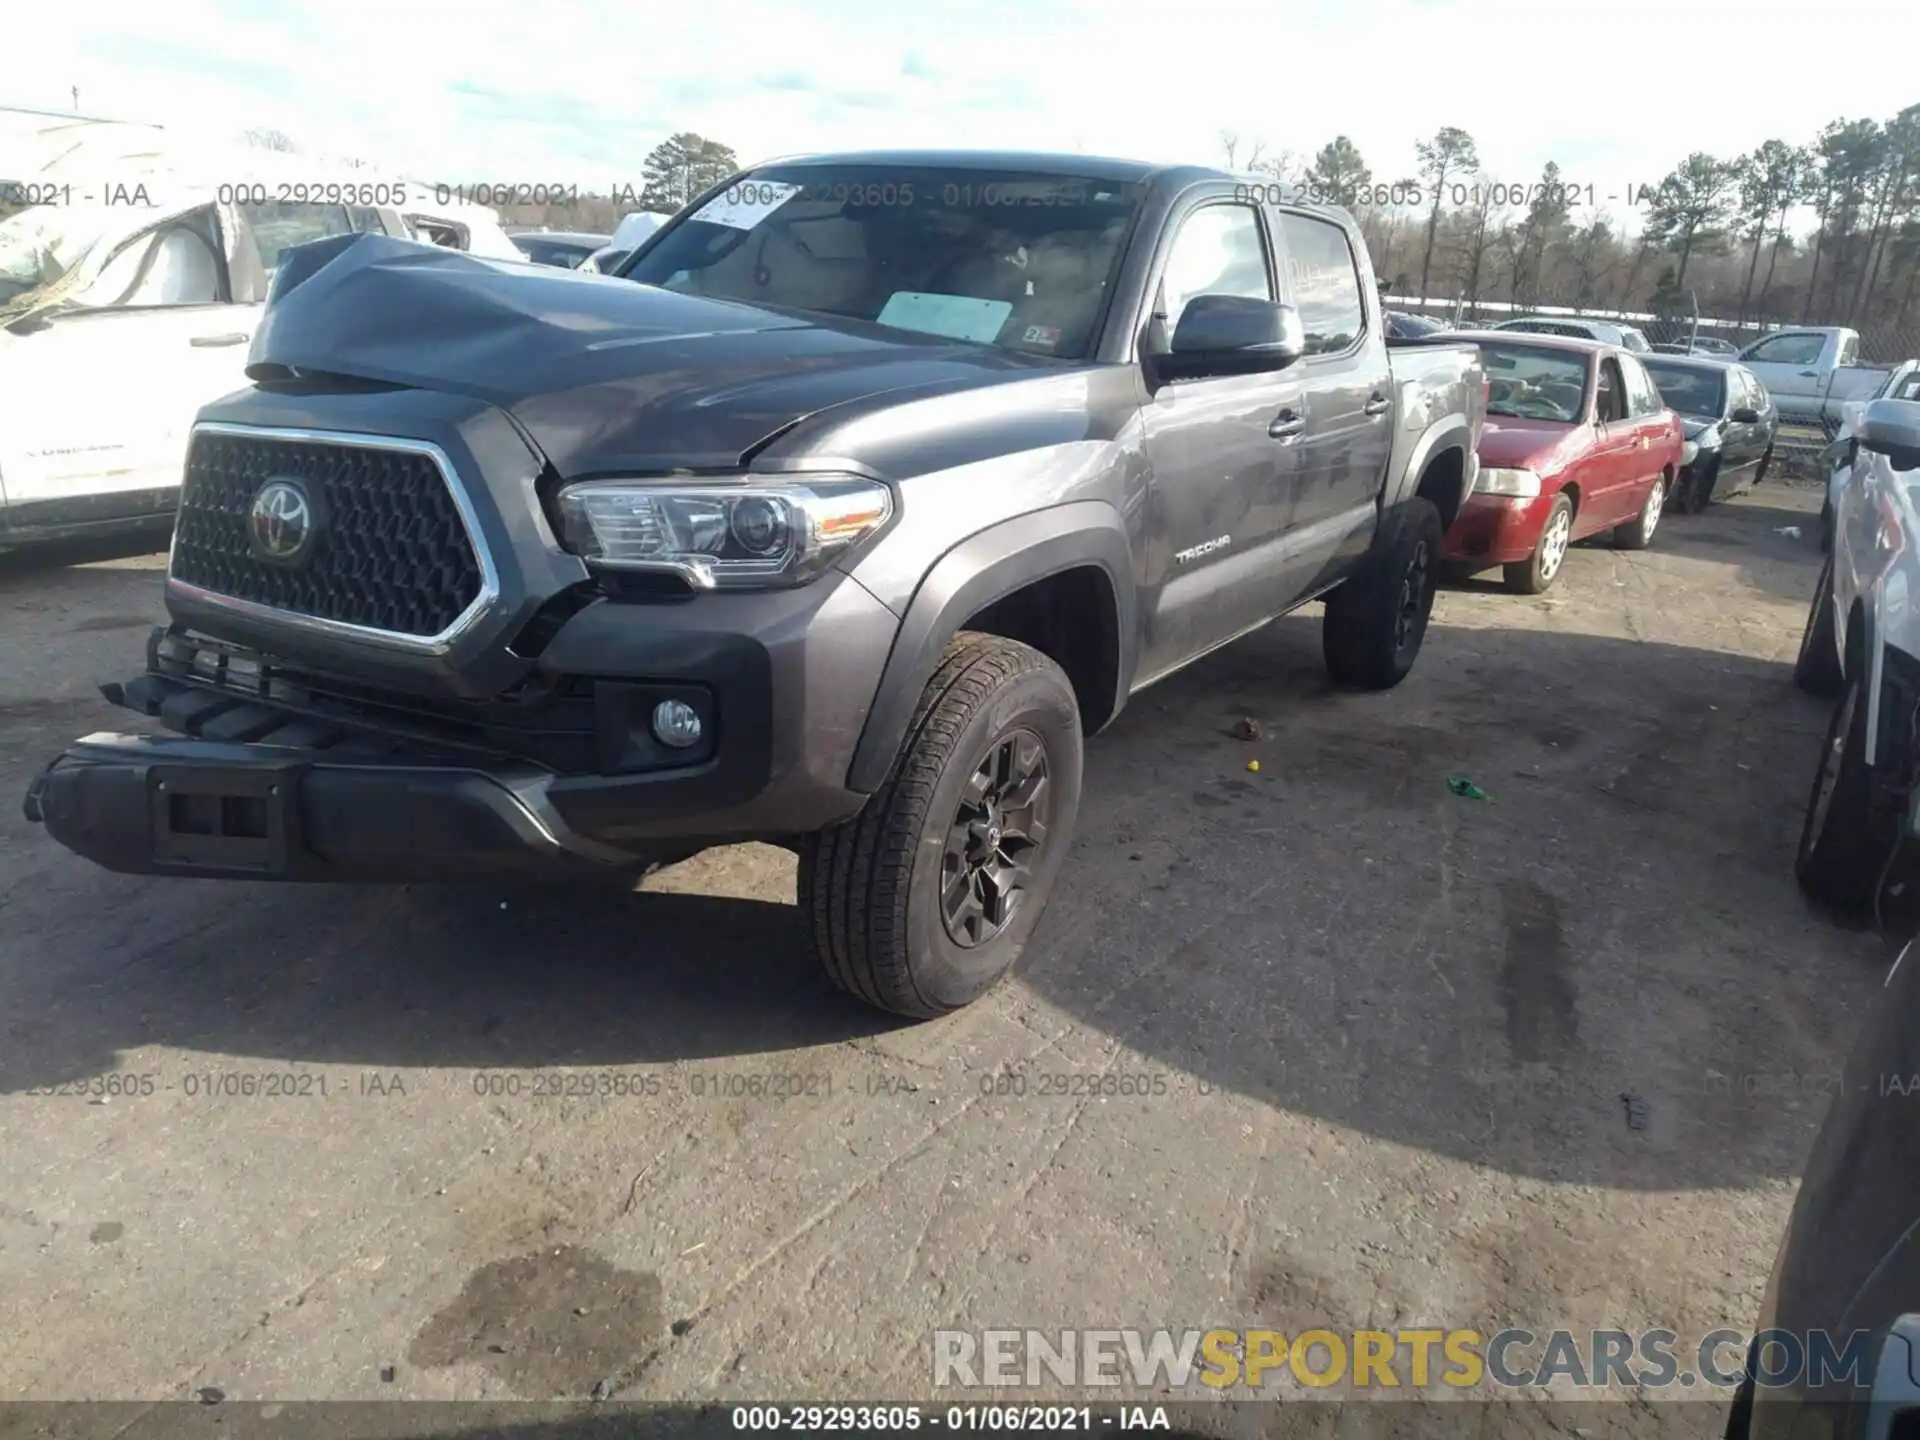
1679;415;1719;441
247;232;1058;474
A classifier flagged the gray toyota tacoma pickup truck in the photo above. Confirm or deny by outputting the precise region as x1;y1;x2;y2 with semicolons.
24;150;1485;1019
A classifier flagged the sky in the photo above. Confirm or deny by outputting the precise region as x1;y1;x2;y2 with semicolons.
10;0;1916;232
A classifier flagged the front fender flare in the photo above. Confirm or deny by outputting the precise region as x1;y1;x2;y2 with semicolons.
846;502;1136;794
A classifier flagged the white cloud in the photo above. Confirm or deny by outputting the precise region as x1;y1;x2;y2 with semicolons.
12;0;1915;229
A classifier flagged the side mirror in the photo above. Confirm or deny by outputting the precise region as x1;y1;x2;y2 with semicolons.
1154;296;1305;381
1858;399;1920;472
595;249;632;273
1730;406;1762;424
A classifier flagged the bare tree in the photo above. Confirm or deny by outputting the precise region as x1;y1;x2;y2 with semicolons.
1414;127;1478;303
244;127;298;153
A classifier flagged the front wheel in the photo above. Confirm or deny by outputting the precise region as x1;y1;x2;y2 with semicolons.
1793;554;1845;698
799;633;1083;1019
1503;491;1574;595
1681;459;1717;514
1753;444;1774;485
1613;474;1666;550
1796;671;1898;915
1323;496;1442;690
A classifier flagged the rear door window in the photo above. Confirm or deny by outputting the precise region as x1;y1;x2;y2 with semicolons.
1620;354;1663;416
1596;358;1628;423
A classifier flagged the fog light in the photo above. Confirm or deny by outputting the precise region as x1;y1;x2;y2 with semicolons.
651;699;704;749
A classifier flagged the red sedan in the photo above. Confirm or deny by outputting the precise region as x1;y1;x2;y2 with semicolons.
1443;333;1684;593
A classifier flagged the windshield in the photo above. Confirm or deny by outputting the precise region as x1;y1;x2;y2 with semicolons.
622;165;1146;360
1643;362;1727;418
0;204;160;319
1478;342;1591;422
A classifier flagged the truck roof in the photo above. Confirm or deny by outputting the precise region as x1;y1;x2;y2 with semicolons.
764;148;1226;187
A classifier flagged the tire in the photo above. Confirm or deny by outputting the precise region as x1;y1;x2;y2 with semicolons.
1722;1372;1753;1440
799;633;1083;1019
1613;474;1667;550
1793;555;1846;698
1323;497;1442;690
1821;501;1834;553
1796;669;1900;914
1753;444;1773;485
1682;458;1718;514
1502;491;1574;595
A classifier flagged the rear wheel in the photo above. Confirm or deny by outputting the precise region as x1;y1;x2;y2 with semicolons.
1793;554;1846;698
1502;492;1573;595
799;633;1083;1018
1613;475;1666;549
1323;497;1442;689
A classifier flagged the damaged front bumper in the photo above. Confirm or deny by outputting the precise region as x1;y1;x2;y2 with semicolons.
23;732;640;882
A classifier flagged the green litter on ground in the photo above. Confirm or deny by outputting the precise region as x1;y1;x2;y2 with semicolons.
1446;775;1491;801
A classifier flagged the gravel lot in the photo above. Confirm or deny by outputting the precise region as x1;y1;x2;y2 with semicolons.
0;479;1887;1434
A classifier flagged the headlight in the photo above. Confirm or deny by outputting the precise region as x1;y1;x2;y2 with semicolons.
1681;441;1699;465
1476;467;1541;498
554;475;892;589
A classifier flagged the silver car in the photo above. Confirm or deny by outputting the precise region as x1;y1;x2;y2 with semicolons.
1490;315;1652;353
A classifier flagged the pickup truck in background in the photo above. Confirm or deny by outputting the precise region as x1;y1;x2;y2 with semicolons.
23;149;1485;1019
1737;326;1912;436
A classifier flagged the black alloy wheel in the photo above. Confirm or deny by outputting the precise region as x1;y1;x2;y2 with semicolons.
940;728;1051;947
1394;536;1433;657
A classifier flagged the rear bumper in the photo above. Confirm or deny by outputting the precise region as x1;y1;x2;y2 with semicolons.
23;732;642;882
1442;491;1554;566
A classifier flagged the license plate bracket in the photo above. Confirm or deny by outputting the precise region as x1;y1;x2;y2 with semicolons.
150;763;302;872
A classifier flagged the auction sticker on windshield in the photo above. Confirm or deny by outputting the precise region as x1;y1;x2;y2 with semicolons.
876;292;1012;344
689;181;800;230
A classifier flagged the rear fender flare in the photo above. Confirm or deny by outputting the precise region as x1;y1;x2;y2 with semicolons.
1389;415;1475;518
846;502;1136;794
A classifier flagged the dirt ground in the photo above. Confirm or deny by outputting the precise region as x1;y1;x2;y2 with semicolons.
0;478;1888;1435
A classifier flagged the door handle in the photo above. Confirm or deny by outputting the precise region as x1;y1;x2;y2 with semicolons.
1362;393;1391;417
190;332;250;347
1798;370;1818;377
1268;411;1306;441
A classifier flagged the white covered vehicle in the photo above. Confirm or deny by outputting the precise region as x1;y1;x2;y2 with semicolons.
580;210;666;273
0;135;517;551
1792;393;1920;915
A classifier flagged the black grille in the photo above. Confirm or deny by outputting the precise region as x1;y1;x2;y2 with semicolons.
171;430;486;639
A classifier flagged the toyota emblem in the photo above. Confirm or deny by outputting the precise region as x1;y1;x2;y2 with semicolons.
248;478;318;564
